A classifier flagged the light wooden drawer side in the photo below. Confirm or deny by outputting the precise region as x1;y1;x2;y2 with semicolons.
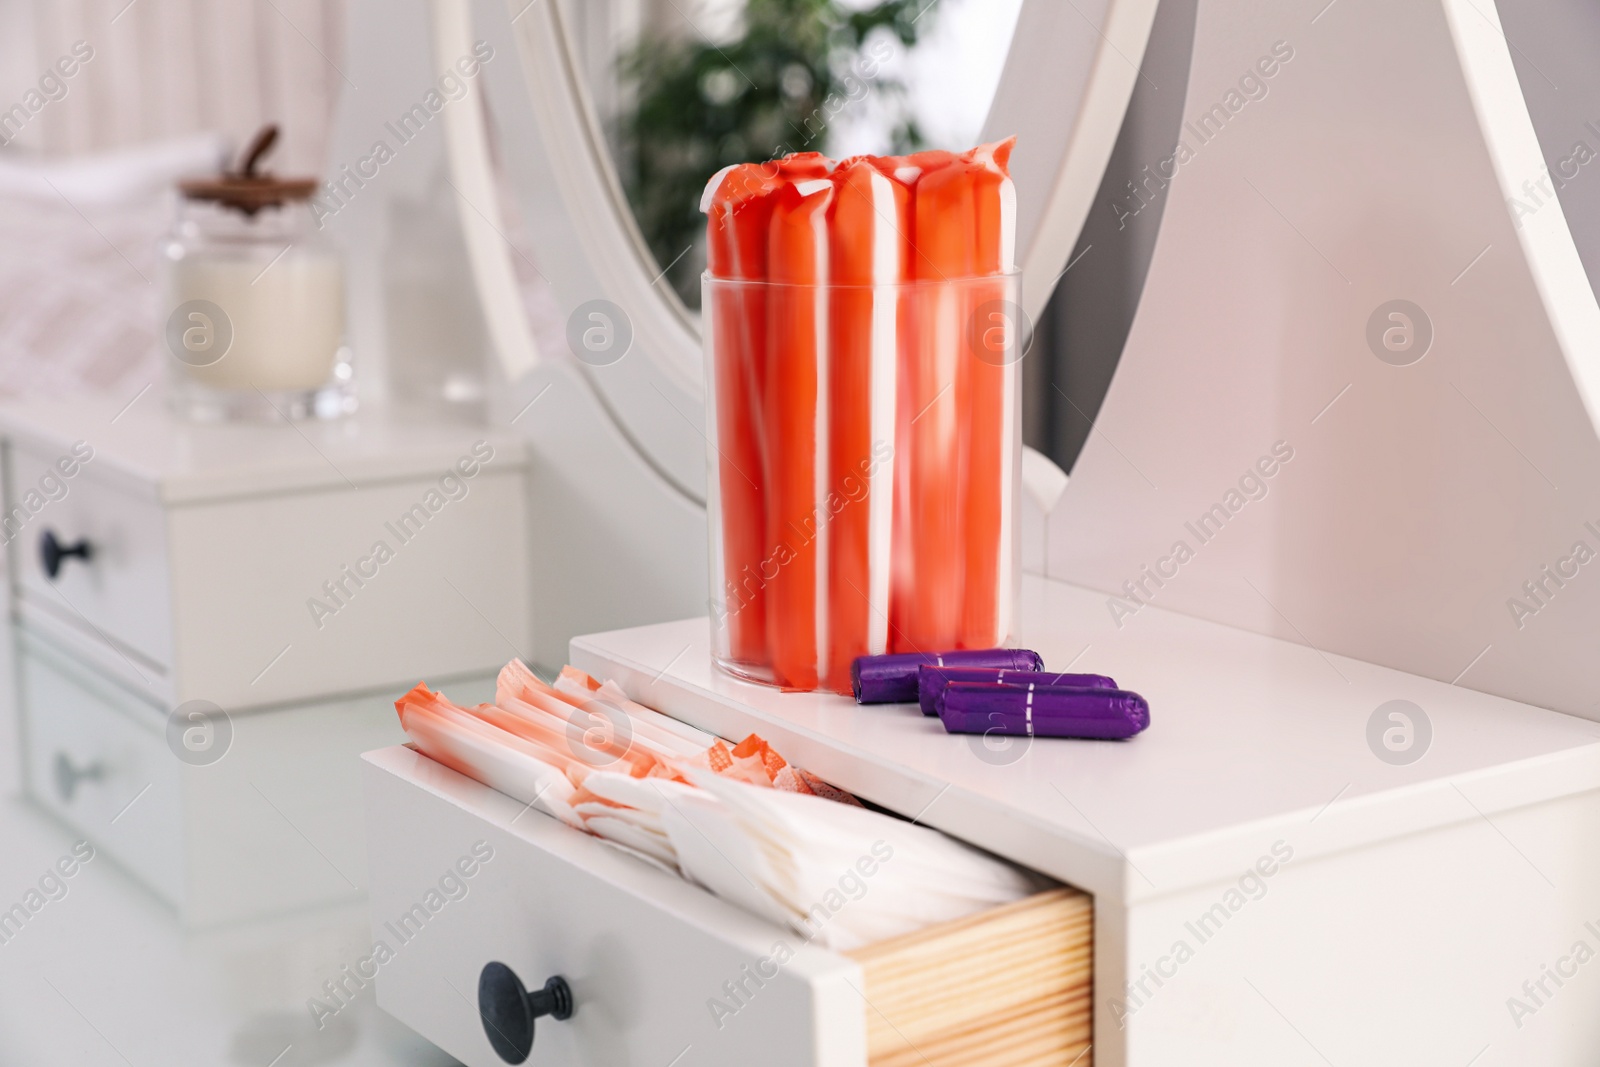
847;888;1093;1067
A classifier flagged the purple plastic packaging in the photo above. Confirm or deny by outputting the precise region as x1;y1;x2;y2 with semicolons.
937;682;1149;740
851;648;1044;704
916;665;1118;716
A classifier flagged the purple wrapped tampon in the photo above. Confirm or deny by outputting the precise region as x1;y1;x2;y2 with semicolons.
916;665;1119;716
938;682;1149;740
851;648;1044;704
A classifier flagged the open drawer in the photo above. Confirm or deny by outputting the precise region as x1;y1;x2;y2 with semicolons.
362;745;1092;1067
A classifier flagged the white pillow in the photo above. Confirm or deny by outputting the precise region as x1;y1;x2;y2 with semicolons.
0;134;227;399
0;132;225;205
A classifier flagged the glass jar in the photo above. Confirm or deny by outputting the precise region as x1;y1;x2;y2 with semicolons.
161;131;352;421
703;272;1024;693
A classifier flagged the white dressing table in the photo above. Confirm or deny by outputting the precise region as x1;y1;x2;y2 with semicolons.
365;571;1600;1066
332;0;1600;1062
1;395;530;925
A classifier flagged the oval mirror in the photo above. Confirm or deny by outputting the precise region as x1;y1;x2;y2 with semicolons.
558;0;1027;310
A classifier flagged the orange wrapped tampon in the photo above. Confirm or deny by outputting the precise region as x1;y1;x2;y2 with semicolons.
959;138;1018;648
824;158;907;690
702;155;835;675
764;177;835;690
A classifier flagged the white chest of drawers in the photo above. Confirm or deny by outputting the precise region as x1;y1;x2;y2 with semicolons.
365;573;1600;1067
0;396;531;926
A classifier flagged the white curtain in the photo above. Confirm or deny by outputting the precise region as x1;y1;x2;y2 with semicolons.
3;0;346;171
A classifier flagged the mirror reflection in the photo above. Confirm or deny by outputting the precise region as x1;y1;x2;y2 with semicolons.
560;0;1024;307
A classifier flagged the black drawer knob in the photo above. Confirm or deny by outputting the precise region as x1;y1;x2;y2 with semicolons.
54;752;105;803
40;529;92;580
478;962;572;1064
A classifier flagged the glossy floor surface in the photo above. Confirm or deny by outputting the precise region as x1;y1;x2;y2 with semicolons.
0;795;458;1066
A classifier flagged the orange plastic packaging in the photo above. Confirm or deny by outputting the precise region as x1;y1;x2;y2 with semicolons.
824;159;908;690
957;139;1017;648
702;154;834;672
764;177;836;691
898;153;974;650
395;666;853;816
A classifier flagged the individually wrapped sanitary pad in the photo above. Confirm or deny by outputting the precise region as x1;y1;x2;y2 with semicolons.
394;660;1033;950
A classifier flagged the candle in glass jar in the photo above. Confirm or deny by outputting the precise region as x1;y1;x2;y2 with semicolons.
166;249;343;391
162;125;352;421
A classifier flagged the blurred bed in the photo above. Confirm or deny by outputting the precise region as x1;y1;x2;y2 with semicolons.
0;0;345;399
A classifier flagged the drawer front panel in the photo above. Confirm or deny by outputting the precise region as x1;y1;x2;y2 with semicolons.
167;469;529;710
10;444;173;673
21;634;184;907
363;747;863;1067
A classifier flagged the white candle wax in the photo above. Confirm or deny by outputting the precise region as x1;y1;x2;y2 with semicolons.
167;251;344;391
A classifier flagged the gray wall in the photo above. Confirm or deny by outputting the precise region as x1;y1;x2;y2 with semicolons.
1022;0;1195;473
1499;0;1600;311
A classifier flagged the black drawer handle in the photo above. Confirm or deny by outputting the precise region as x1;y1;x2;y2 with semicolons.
54;752;105;803
40;529;93;580
478;962;572;1064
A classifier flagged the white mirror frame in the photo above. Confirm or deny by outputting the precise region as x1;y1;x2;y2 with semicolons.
983;0;1164;327
441;0;1162;503
439;0;708;500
